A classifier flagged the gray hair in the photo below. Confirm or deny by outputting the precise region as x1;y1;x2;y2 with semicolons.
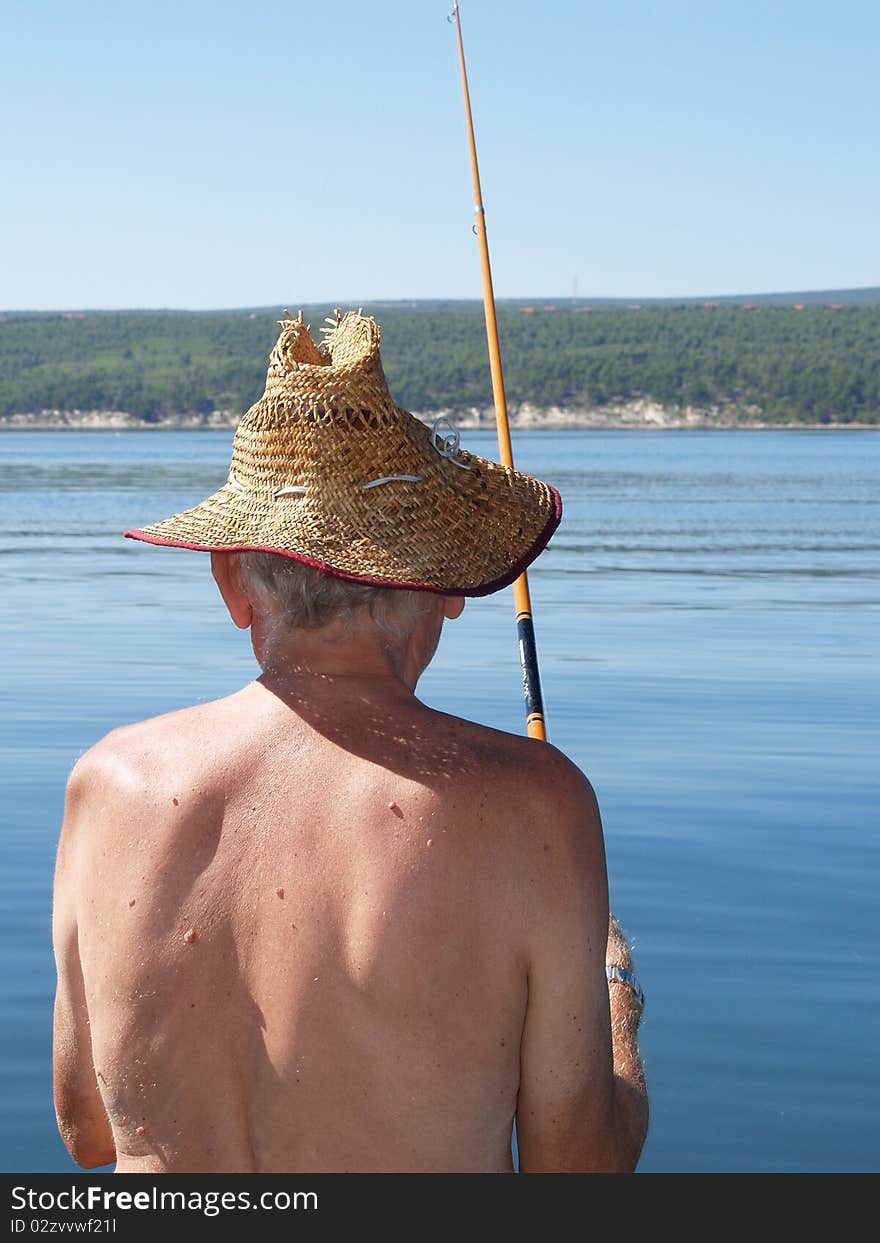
235;550;432;640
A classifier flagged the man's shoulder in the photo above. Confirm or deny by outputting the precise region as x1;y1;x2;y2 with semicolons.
426;714;606;923
67;700;220;802
425;708;600;828
432;707;589;774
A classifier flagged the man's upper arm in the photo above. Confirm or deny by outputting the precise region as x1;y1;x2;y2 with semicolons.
515;753;618;1172
52;754;116;1169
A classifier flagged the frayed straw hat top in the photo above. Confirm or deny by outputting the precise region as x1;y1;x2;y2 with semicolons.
125;310;561;596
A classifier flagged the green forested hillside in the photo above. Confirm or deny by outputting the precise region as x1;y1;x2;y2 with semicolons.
1;300;878;424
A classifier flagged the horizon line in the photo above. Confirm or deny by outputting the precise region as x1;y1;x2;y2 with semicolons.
3;285;880;315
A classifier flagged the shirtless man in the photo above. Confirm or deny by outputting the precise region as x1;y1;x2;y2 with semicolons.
52;310;648;1172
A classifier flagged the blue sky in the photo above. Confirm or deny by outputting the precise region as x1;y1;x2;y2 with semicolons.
3;0;878;308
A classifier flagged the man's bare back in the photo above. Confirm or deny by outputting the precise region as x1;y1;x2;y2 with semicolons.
53;556;647;1173
57;677;565;1171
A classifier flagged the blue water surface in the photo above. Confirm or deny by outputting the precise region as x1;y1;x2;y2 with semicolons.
0;427;877;1172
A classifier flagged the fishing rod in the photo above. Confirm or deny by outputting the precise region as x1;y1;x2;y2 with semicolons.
450;0;548;742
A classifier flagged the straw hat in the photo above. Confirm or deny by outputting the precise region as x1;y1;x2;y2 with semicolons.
125;310;561;596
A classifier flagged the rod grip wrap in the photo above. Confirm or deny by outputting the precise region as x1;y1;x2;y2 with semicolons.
516;614;545;724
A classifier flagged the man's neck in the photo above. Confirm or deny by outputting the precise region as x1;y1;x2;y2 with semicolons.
254;616;423;696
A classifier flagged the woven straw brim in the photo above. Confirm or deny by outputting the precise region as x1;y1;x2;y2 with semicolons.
125;448;561;596
124;311;562;596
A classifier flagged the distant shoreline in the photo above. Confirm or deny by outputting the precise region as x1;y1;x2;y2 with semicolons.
1;405;876;431
4;303;878;429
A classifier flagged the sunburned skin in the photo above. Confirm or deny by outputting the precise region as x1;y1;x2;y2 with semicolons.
56;684;576;1171
53;571;625;1173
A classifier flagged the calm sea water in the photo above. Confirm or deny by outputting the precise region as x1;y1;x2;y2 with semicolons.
0;428;877;1173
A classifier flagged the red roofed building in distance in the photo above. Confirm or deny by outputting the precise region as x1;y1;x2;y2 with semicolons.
793;303;806;311
519;306;535;314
